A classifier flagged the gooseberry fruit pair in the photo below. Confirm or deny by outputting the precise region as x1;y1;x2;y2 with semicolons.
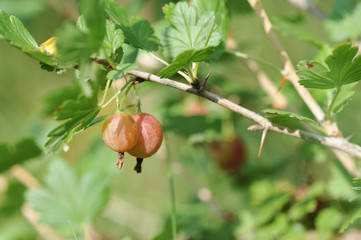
102;112;163;173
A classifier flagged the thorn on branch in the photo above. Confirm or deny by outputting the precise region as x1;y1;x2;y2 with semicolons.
199;68;213;92
258;127;270;157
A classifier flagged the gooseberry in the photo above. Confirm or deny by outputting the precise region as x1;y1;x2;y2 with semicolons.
127;113;163;173
102;112;138;169
207;136;246;173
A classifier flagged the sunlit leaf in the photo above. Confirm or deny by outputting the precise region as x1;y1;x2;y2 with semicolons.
297;43;361;89
262;109;318;128
26;159;109;228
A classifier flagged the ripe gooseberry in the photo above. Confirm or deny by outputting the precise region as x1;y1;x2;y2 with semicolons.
207;136;246;173
102;112;138;169
127;113;163;173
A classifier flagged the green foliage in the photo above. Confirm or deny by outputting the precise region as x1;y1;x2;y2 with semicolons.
104;0;158;52
297;43;361;89
262;109;318;129
161;2;221;59
325;3;361;42
56;0;106;65
193;0;228;41
45;92;100;154
100;20;124;61
340;207;361;233
0;138;41;172
158;47;215;78
332;82;357;114
26;158;110;230
0;9;55;65
316;208;343;239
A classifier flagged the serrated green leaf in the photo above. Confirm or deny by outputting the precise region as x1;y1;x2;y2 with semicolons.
262;109;318;129
104;0;158;51
45;94;100;154
101;19;124;59
340;207;361;233
25;159;109;228
43;83;81;115
325;3;361;43
56;0;105;65
297;43;361;89
56;22;99;65
0;9;55;65
161;2;221;59
158;47;215;78
332;82;356;114
0;138;42;172
79;0;106;42
193;0;228;41
352;177;361;191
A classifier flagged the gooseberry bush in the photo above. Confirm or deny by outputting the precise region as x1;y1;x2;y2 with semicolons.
1;0;361;239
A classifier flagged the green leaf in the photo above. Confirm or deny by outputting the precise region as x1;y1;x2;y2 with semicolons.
332;82;357;114
0;10;55;65
193;0;228;41
340;207;361;233
316;208;343;238
45;94;100;154
161;2;221;59
79;0;106;43
25;158;109;228
43;83;81;115
158;47;215;78
0;138;42;172
297;43;361;89
104;0;158;51
325;3;361;43
352;177;361;191
56;0;106;65
56;22;99;65
101;19;124;59
262;109;318;129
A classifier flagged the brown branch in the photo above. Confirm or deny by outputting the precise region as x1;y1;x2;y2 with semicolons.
129;70;361;163
247;0;326;123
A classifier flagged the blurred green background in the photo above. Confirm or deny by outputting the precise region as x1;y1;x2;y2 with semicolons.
1;0;361;239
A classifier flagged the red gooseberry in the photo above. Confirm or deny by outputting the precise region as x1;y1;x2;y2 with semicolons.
102;112;138;169
127;113;163;173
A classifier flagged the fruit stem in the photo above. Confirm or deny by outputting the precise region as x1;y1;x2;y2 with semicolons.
119;82;133;110
102;79;134;108
98;78;112;106
116;152;125;169
134;158;143;173
133;85;142;114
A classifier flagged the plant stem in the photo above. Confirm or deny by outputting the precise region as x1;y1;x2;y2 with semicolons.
327;87;341;121
148;52;193;84
226;49;283;73
101;79;134;108
98;78;112;106
119;82;133;110
133;85;142;114
165;136;177;240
